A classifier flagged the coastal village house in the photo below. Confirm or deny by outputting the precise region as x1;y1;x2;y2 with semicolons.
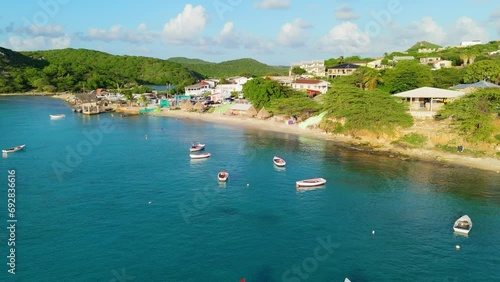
184;81;211;96
391;56;415;63
460;40;481;47
325;63;360;79
289;60;326;77
419;57;452;70
227;76;251;85
393;87;466;119
451;81;500;93
210;83;243;102
290;79;331;96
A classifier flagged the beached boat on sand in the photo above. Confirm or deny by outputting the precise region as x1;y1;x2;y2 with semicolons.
453;215;472;234
190;143;205;152
296;178;326;188
273;156;286;167
50;114;66;119
218;170;229;182
190;152;211;159
2;144;25;153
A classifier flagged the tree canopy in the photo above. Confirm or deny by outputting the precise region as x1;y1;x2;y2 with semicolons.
381;60;434;93
242;77;296;109
267;96;321;121
0;47;201;93
320;85;413;134
463;59;500;84
437;88;500;142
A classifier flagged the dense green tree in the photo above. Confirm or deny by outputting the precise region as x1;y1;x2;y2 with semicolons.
267;96;321;121
432;67;464;89
320;85;413;134
463;59;500;84
242;78;293;108
437;88;500;142
382;60;433;93
291;66;306;75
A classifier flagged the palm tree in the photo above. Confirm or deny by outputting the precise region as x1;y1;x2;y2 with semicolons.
356;67;383;90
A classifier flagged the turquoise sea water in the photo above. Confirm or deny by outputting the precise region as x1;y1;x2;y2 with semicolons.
1;96;500;282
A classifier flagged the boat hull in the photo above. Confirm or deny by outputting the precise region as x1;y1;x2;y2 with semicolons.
453;215;472;234
296;178;327;187
50;114;66;119
189;144;205;152
218;171;229;182
2;144;25;153
190;153;211;159
273;156;286;167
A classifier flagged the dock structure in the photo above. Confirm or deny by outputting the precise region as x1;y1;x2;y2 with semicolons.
81;103;101;115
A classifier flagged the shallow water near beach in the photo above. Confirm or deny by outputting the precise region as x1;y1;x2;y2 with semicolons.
1;96;500;281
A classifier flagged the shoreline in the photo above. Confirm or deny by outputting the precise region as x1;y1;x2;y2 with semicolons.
149;109;500;173
6;93;500;173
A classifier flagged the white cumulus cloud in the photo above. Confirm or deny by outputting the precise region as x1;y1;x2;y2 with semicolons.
5;35;70;51
87;24;153;43
401;17;447;45
253;0;290;9
208;22;274;55
448;17;489;45
27;24;65;37
317;22;371;55
276;18;311;47
334;4;358;20
163;4;207;44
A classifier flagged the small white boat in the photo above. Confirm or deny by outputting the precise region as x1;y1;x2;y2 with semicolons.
190;152;211;159
2;144;26;153
296;178;326;188
453;215;472;234
50;114;66;119
273;156;286;167
189;143;205;152
218;170;229;182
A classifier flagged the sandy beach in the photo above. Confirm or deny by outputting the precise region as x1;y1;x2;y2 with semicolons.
148;108;500;173
28;93;500;173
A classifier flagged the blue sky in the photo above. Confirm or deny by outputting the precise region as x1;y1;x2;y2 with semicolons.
1;0;499;65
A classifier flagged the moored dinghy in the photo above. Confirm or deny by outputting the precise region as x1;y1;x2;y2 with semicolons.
218;170;229;182
50;114;66;119
2;144;26;153
453;215;472;234
190;152;211;159
296;178;326;188
273;156;286;167
190;143;205;152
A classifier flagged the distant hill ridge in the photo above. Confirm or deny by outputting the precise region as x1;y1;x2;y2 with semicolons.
406;41;442;52
167;57;287;78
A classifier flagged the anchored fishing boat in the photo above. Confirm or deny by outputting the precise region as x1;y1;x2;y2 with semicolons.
296;178;326;188
2;144;25;153
273;156;286;167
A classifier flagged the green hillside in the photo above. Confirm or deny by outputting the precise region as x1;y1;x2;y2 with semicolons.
168;57;213;65
0;47;47;69
0;47;201;93
168;57;288;78
406;41;441;52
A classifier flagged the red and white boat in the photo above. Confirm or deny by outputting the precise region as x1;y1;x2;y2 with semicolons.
190;152;211;159
218;170;229;182
296;178;326;188
2;144;25;153
273;156;286;167
189;143;205;152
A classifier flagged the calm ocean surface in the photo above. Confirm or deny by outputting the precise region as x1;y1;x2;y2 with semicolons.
1;96;499;282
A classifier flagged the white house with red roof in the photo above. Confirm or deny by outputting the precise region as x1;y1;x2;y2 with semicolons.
184;81;211;96
290;79;331;96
